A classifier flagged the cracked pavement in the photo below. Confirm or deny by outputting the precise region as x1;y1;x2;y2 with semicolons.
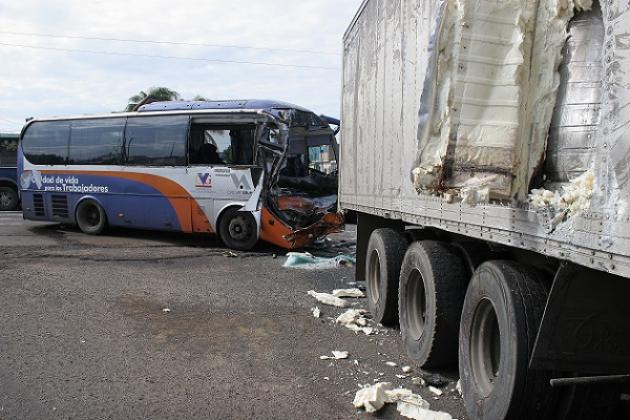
0;211;467;420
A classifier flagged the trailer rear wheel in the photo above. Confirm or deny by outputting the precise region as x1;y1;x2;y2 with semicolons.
365;228;407;325
76;199;107;235
459;261;551;420
399;241;468;368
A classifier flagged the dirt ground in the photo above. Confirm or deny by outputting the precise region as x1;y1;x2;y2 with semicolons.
0;211;467;420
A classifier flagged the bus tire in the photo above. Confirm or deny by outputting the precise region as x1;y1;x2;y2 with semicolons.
75;199;107;235
218;208;258;251
365;228;407;326
459;261;552;420
0;186;19;211
399;241;467;368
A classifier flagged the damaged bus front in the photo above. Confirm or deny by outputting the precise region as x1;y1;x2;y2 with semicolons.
18;100;343;250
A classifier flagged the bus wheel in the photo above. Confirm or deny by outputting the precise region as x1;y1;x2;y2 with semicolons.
459;261;551;420
0;186;19;211
76;199;107;235
218;208;258;251
365;228;407;326
398;241;468;368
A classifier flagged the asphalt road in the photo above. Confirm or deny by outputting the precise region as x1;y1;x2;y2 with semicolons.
0;211;466;420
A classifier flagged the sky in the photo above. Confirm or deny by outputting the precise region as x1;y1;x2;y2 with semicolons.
0;0;364;134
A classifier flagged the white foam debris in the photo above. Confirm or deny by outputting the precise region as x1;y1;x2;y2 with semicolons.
386;361;398;367
307;290;351;308
353;383;454;419
320;351;349;360
312;306;321;318
529;171;595;219
332;288;365;298
402;366;413;374
332;351;349;359
396;374;409;379
397;401;455;420
456;380;462;397
461;187;490;207
335;309;375;335
162;308;171;314
428;386;443;396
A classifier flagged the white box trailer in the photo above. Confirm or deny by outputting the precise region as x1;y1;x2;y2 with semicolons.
340;0;630;418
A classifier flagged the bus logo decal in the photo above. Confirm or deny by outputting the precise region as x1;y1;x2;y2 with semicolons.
195;173;212;188
231;173;252;191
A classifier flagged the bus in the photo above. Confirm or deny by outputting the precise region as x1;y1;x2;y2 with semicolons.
17;100;343;250
0;133;20;211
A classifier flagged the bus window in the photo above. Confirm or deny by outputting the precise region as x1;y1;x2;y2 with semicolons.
308;144;337;175
125;116;188;166
189;125;255;166
0;136;18;167
22;121;70;165
68;118;125;165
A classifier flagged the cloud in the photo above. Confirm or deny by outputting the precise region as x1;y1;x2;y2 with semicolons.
0;0;363;132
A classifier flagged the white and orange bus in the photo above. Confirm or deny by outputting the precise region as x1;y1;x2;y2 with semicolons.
18;100;343;250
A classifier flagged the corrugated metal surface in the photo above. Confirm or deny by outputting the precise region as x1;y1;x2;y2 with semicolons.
340;0;630;278
546;3;605;185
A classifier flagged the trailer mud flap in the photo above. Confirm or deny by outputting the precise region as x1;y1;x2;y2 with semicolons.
531;263;630;374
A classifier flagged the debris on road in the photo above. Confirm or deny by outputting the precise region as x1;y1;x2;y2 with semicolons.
428;386;443;397
335;308;375;335
320;351;349;360
223;250;238;258
353;382;453;419
312;306;321;318
332;288;365;298
402;366;413;374
284;252;356;269
385;361;398;367
396;374;409;379
456;380;462;397
162;308;172;314
307;290;351;308
412;377;427;387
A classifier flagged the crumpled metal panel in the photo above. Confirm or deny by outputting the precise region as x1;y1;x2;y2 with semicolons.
545;3;604;184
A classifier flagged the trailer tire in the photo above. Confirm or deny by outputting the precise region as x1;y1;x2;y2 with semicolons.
76;199;107;235
218;208;258;251
365;228;407;326
398;241;468;368
0;186;19;211
459;261;552;420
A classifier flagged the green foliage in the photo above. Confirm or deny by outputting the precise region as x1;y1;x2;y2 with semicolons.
128;87;181;104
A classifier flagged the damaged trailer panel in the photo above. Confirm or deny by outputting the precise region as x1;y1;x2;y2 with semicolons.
19;100;343;250
340;0;630;278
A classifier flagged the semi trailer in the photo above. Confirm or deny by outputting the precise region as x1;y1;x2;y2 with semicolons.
340;0;630;419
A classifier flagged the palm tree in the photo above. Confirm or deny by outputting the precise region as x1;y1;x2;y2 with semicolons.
126;87;181;111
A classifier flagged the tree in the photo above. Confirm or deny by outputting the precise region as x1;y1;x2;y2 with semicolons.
127;87;181;106
192;95;209;101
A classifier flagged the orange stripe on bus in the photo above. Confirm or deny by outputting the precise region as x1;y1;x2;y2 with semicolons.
40;170;212;234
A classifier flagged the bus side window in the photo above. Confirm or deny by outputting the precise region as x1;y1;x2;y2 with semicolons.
125;116;188;166
0;137;18;167
189;124;255;166
68;118;125;165
21;121;71;165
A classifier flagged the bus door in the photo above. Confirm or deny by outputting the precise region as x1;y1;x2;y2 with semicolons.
187;119;260;233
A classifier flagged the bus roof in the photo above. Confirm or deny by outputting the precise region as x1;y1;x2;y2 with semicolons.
138;99;314;113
